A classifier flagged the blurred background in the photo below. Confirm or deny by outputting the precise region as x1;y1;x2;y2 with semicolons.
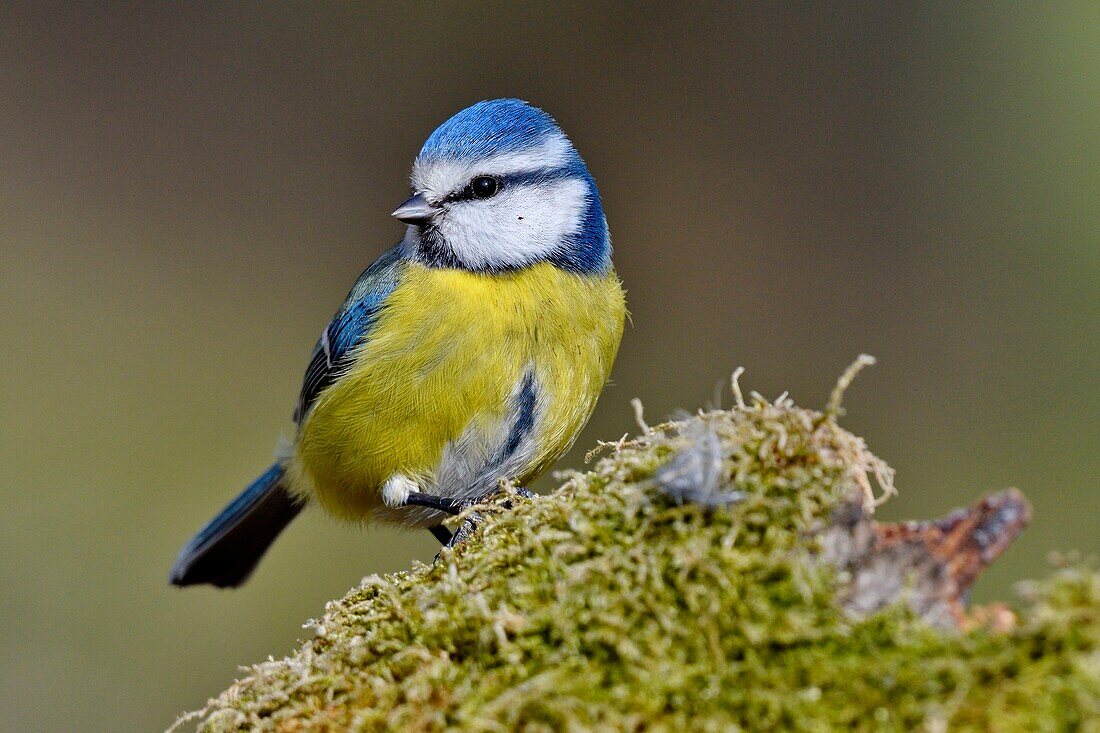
1;3;1096;730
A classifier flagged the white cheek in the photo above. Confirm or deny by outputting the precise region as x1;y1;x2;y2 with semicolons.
440;178;588;269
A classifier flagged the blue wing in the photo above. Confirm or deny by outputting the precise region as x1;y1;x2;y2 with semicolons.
294;244;407;424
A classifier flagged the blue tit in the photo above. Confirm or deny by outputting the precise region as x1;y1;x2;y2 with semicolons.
170;99;626;588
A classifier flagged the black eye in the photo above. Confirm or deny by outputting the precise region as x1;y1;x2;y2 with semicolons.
470;175;501;199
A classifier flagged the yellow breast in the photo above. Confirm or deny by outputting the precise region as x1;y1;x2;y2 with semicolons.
288;261;625;521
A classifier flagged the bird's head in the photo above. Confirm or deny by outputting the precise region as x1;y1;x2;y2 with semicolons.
393;99;610;274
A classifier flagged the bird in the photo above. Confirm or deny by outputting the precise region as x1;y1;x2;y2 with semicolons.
169;99;626;588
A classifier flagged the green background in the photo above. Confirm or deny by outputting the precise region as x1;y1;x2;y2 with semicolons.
0;4;1095;731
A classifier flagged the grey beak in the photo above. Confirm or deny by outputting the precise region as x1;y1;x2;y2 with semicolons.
391;193;435;225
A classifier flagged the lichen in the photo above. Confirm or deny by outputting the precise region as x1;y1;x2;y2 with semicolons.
175;385;1099;732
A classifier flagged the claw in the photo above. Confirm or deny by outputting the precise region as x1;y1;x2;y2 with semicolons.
447;512;483;548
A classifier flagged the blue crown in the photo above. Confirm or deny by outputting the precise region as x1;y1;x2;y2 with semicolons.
418;99;567;163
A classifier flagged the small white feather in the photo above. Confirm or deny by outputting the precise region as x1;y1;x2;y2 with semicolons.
381;474;418;508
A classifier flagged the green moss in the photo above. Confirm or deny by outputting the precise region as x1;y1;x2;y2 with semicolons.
178;392;1099;732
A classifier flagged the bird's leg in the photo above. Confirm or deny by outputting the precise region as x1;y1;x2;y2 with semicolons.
402;492;460;546
407;487;537;547
403;491;462;515
427;524;453;545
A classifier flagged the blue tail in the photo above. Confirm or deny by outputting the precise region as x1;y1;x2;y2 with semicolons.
169;464;304;588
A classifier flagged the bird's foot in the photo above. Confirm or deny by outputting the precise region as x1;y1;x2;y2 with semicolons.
446;512;482;548
444;486;537;548
411;486;537;550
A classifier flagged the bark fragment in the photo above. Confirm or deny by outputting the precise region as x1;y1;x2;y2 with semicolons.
823;489;1032;628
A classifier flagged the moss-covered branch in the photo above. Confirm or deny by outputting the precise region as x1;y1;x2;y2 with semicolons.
174;367;1099;732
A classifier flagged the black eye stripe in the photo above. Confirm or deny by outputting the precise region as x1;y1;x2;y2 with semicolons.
443;166;582;203
499;167;575;187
